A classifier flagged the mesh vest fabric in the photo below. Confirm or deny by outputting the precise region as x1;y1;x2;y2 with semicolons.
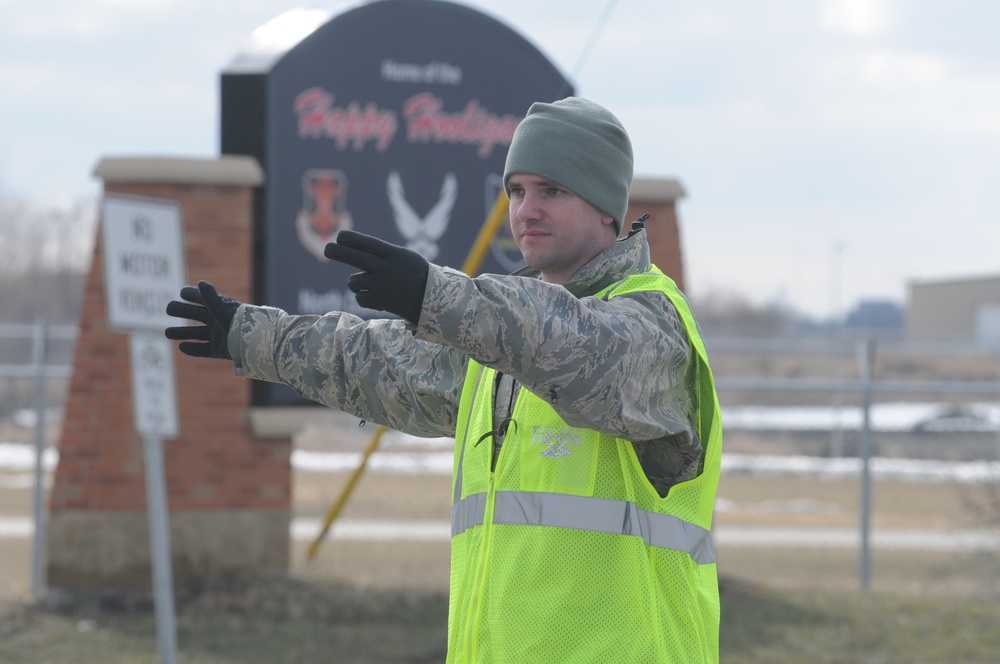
447;267;722;664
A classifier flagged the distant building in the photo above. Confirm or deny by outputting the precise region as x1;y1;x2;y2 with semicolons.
906;274;1000;345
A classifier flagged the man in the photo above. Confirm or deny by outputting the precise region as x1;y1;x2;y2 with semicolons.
166;97;722;663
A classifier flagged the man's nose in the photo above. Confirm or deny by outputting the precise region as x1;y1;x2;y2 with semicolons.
514;191;542;222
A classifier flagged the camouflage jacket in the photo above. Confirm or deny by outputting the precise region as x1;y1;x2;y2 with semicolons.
230;228;702;492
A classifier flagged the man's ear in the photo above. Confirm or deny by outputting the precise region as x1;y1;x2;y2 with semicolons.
601;213;618;234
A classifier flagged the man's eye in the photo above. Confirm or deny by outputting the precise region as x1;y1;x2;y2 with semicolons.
546;188;562;196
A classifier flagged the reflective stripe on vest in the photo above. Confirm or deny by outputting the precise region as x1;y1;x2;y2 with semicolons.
451;490;716;565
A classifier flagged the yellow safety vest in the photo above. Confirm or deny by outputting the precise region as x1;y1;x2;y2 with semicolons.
448;268;722;663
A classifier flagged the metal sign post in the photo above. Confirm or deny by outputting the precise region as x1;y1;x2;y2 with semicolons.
30;319;48;603
102;194;186;664
130;333;179;664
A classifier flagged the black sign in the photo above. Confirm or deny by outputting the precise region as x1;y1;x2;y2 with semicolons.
221;0;573;406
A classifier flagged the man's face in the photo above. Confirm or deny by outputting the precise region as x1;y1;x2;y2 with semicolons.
507;174;617;284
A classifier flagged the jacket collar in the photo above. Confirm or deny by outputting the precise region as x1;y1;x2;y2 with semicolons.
512;228;652;298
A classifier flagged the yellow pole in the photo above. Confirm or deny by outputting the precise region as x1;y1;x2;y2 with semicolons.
462;189;509;276
305;425;389;562
304;189;509;563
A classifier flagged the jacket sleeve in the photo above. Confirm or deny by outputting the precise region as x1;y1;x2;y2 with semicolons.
415;264;695;444
228;304;466;438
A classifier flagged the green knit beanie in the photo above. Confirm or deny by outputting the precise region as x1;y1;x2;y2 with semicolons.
503;97;634;234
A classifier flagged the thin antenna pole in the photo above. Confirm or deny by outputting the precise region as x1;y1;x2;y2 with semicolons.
572;0;621;81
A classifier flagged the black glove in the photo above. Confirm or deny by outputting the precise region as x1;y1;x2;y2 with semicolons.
164;280;241;360
324;230;429;325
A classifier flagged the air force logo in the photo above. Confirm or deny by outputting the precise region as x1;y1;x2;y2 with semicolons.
387;170;457;261
531;426;583;459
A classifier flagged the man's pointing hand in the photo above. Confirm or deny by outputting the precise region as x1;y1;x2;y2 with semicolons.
324;231;429;325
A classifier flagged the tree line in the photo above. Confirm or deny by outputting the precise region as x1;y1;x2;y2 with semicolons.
0;191;95;324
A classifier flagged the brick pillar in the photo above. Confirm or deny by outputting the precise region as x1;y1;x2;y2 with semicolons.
625;177;687;292
47;156;292;594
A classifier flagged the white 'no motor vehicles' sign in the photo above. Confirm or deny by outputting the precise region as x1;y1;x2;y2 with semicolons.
101;195;186;332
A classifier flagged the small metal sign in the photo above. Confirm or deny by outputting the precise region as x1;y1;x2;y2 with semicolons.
129;333;179;439
101;195;187;332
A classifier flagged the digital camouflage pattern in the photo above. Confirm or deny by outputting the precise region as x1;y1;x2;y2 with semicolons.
231;228;701;495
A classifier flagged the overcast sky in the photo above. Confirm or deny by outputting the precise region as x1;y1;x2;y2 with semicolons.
2;0;998;319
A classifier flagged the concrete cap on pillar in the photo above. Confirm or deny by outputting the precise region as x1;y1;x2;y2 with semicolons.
93;155;264;187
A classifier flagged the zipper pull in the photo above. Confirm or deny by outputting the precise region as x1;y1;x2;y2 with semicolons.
627;213;650;238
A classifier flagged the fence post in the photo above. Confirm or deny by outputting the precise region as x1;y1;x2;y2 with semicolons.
857;337;876;591
829;333;846;458
995;358;1000;460
30;318;49;603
